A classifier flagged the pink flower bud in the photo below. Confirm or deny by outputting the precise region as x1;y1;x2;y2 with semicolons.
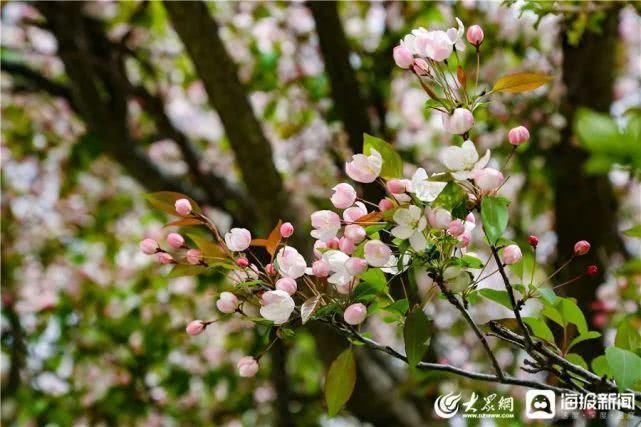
313;240;328;258
364;240;392;267
330;183;357;209
276;277;297;295
344;303;367;325
345;257;368;275
457;231;472;248
508;126;530;146
412;58;430;76
442;108;474;135
327;237;340;250
472;168;504;193
216;291;239;313
343;202;367;223
186;320;205;336
339;237;355;255
186;249;202;265
237;356;259;377
528;235;539;247
157;252;174;264
265;263;276;275
386;179;407;194
175;198;192;216
344;224;366;243
236;257;249;268
586;265;598;277
167;232;185;249
140;238;159;255
280;222;294;238
466;25;484;46
502;244;522;265
393;45;414;69
447;219;465;237
574;240;591;256
312;260;330;277
378;198;394;212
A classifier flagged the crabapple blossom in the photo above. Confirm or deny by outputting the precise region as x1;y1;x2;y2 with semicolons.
265;263;276;275
416;29;453;62
345;257;368;276
175;198;192;216
528;235;539;247
574;240;591;256
466;25;484;46
343;202;368;223
339;237;355;254
236;257;249;267
586;265;599;277
140;238;159;255
378;198;394;211
186;320;205;336
508;126;530;145
344;303;367;325
323;250;354;292
448;219;465;237
167;232;185;249
327;237;340;249
157;252;173;264
387;179;407;194
186;249;202;265
280;222;294;238
472;168;504;193
312;259;330;277
364;240;392;267
313;240;328;258
502;245;523;265
345;149;382;183
276;246;307;279
457;231;472;248
426;207;452;229
413;58;429;76
409;168;447;202
446;18;466;51
310;210;341;242
391;205;427;251
441;140;490;180
224;228;252;252
275;277;297;295
393;45;414;69
260;290;295;325
237;356;259;378
216;292;239;313
442;108;474;135
330;183;357;209
344;224;366;243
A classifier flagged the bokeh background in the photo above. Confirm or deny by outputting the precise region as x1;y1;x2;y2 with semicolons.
1;1;640;426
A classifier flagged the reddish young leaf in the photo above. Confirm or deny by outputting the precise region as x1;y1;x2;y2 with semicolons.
251;221;282;256
355;211;383;225
164;218;204;228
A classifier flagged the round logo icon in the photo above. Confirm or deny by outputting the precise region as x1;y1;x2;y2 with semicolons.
434;392;462;418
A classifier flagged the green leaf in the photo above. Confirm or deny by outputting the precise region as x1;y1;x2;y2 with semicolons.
301;295;322;325
559;298;588;335
605;347;641;390
623;225;641;238
575;108;620;152
478;289;512;310
384;299;409;316
325;348;357;416
145;191;201;216
523;317;555;343
480;196;510;244
461;255;484;269
591;355;611;378
167;264;207;278
615;317;641;351
568;331;601;350
432;182;468;219
492;72;552;93
363;134;402;179
187;233;226;258
404;307;432;370
566;353;588;370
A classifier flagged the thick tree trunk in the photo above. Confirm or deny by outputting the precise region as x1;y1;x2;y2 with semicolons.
551;8;622;362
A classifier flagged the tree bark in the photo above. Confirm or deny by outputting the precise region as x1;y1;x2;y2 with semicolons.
551;8;622;362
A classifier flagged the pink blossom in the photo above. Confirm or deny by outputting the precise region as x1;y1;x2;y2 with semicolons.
216;291;239;313
140;238;159;255
364;240;392;267
344;303;367;325
345;149;382;183
502;244;522;265
508;126;530;145
574;240;591;256
344;224;366;243
167;232;185;249
275;247;307;279
413;58;429;76
416;30;453;62
466;25;484;46
157;252;174;264
386;179;407;194
426;207;452;229
237;356;259;377
175;198;192;216
236;257;249;268
343;201;367;223
393;45;414;69
312;259;330;277
313;240;328;258
280;222;294;238
339;237;355;254
275;277;297;295
442;108;474;135
330;183;357;209
186;249;202;265
260;290;295;324
378;198;394;212
472;168;504;193
447;219;465;237
457;231;472;247
327;237;340;249
265;263;276;275
186;320;205;336
310;210;341;242
224;228;252;252
345;257;368;275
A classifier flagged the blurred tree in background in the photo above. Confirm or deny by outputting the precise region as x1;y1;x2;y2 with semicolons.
1;1;640;426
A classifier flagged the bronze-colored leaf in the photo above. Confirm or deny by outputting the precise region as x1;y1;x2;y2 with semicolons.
457;66;466;88
187;233;226;258
251;221;283;256
164;218;204;228
492;72;552;93
355;211;383;225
